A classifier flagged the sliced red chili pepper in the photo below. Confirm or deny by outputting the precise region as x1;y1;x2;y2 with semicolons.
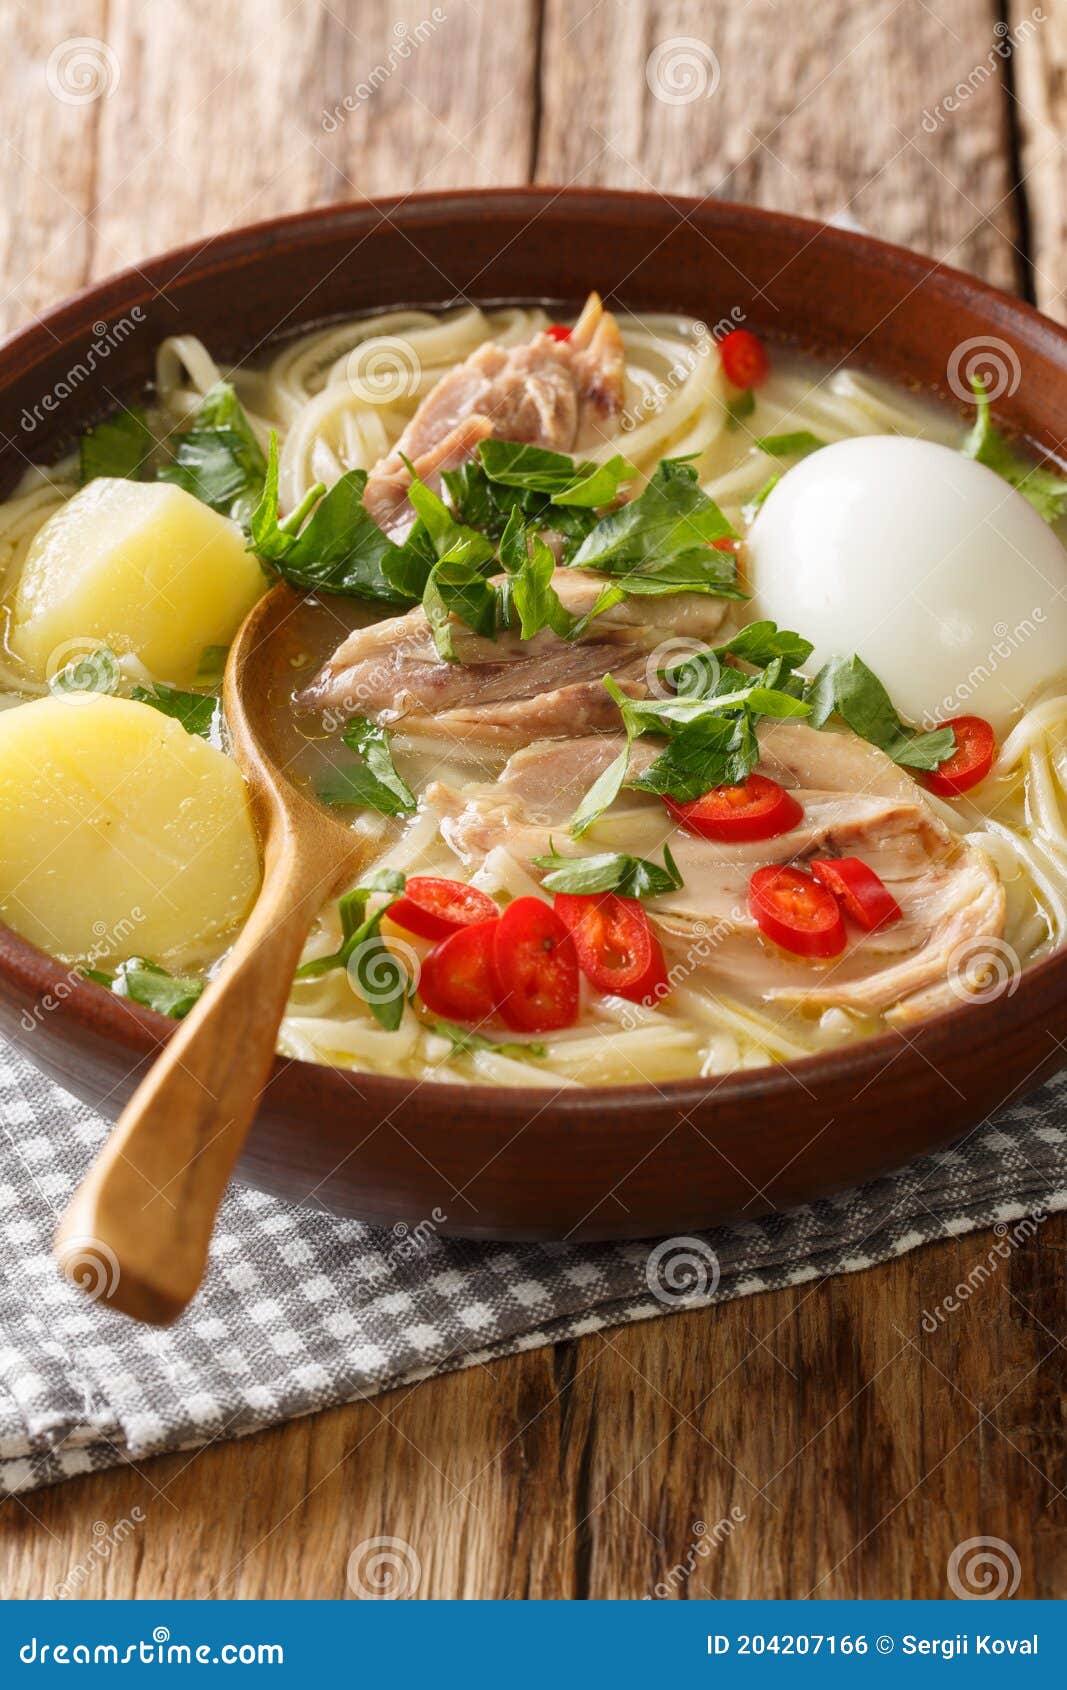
493;897;579;1032
390;875;498;942
417;919;501;1023
711;536;741;554
922;715;996;796
666;775;803;843
554;892;670;1005
719;328;770;389
545;323;572;342
748;865;846;959
810;857;903;933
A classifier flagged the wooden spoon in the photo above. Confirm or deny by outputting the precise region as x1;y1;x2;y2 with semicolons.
54;584;368;1325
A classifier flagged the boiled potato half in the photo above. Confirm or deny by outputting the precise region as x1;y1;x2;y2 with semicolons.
9;478;268;685
0;694;261;967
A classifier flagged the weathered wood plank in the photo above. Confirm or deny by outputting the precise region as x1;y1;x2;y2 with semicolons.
0;4;107;336
536;0;1020;291
1009;0;1067;320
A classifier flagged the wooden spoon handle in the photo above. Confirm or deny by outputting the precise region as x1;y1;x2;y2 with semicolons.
54;842;336;1325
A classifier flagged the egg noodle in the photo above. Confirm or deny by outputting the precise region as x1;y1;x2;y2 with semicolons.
0;305;1064;1086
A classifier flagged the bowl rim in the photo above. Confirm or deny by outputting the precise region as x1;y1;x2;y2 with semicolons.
3;184;1067;1119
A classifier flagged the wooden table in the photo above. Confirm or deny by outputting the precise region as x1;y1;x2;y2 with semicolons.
2;0;1067;1600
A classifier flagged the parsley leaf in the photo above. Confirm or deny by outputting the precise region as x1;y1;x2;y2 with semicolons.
962;377;1067;524
113;958;204;1019
570;458;742;597
725;389;755;429
294;869;411;1029
570;741;634;839
532;842;683;899
315;717;416;815
247;433;417;604
158;381;267;521
130;682;218;739
430;1020;546;1061
742;474;780;522
630;712;760;801
806;654;955;769
477;439;631;507
79;407;154;485
502;531;578;641
49;646;120;697
754;431;826;459
195;645;229;686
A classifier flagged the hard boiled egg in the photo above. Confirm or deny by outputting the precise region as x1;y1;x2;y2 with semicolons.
746;435;1067;734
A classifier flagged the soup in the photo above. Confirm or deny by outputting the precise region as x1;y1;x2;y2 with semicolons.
2;297;1066;1090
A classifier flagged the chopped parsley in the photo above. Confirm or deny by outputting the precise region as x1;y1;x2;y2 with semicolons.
158;381;267;521
294;869;410;1031
532;842;683;899
315;717;416;816
963;376;1067;524
130;682;218;739
49;645;121;697
79;407;154;485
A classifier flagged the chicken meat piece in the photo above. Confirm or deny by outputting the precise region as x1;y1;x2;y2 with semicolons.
358;293;625;541
428;722;1006;1024
298;569;731;747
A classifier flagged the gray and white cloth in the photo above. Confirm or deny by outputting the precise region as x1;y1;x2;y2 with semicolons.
2;1036;1065;1496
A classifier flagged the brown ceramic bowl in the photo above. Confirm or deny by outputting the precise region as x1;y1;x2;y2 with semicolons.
1;189;1065;1241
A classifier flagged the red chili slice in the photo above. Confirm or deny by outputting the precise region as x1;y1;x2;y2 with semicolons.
390;875;498;942
554;892;670;1005
417;919;501;1023
922;715;996;797
493;897;580;1032
748;865;846;959
719;328;770;389
545;323;572;342
810;857;903;933
666;775;803;843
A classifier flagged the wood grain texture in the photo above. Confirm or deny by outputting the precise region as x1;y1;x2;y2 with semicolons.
2;0;1066;1600
1009;0;1067;320
536;0;1022;291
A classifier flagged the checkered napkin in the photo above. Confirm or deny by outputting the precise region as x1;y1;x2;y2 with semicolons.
2;1037;1066;1496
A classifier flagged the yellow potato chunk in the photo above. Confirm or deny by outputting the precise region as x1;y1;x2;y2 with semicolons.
0;694;261;967
10;478;268;685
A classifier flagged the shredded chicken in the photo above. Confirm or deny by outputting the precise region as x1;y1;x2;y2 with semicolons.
360;292;625;541
298;570;730;746
428;722;1006;1025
